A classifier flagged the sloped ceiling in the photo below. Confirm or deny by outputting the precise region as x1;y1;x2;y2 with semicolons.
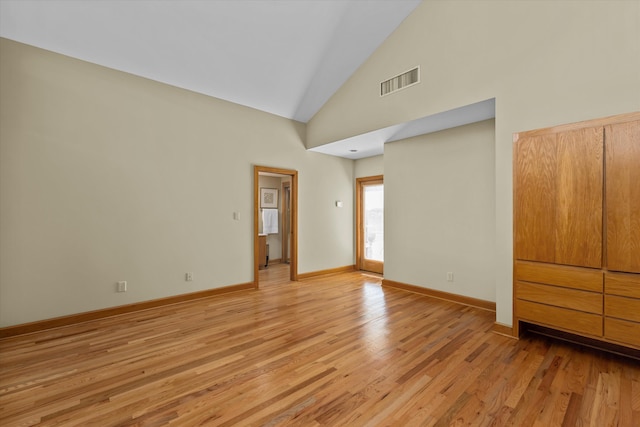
0;0;421;123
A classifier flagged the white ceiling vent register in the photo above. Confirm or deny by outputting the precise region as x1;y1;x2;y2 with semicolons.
380;66;420;96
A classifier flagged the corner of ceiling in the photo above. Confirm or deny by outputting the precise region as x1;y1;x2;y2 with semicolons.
308;98;496;160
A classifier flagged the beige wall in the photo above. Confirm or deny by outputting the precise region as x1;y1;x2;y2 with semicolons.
0;38;354;327
309;0;640;325
385;120;495;302
2;1;638;328
354;155;383;178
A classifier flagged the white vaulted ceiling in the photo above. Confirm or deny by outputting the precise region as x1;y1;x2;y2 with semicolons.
0;0;421;123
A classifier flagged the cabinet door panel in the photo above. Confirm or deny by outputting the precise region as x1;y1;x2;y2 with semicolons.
606;120;640;273
515;134;557;263
555;127;603;268
515;128;603;267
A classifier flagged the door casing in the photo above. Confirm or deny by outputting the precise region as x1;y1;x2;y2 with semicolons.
254;166;298;286
356;175;384;274
281;181;291;264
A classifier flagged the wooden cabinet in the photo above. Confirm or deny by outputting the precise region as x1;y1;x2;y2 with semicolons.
605;120;640;273
514;127;603;268
258;234;267;270
515;261;603;337
604;272;640;348
514;112;640;351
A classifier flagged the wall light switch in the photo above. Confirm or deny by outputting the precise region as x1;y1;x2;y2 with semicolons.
233;212;240;220
336;201;343;208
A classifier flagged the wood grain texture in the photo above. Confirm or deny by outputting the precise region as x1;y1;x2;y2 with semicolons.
515;125;605;269
492;322;516;337
516;299;603;337
555;127;603;268
605;295;640;323
297;265;355;280
514;113;640;358
2;265;639;426
382;279;496;311
605;318;640;348
606;272;640;298
516;281;603;314
605;119;640;273
515;260;603;292
514;133;558;263
0;282;254;339
513;111;640;141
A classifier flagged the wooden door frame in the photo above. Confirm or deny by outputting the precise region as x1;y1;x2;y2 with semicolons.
254;166;298;286
356;175;384;273
281;181;291;264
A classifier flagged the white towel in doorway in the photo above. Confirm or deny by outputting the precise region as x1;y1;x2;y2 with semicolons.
262;209;279;234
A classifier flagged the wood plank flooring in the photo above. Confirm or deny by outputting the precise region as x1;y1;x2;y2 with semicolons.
1;264;639;426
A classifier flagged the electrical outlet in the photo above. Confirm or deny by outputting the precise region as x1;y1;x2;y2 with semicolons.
117;281;127;292
186;272;193;282
447;272;454;282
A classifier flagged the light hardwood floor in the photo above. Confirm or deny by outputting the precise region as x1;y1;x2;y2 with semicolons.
1;264;639;426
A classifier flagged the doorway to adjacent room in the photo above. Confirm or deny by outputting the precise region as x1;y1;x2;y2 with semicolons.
254;166;298;287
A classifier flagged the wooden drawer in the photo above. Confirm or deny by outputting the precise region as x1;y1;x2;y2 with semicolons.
605;272;640;298
605;295;640;323
516;299;603;337
605;318;640;348
516;281;602;314
515;261;602;292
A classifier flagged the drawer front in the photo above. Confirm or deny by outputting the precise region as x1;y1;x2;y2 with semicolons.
605;295;640;323
516;281;602;314
516;299;603;337
515;261;603;292
605;272;640;298
605;318;640;348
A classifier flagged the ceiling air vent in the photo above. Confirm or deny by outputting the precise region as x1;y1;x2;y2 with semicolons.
380;66;420;96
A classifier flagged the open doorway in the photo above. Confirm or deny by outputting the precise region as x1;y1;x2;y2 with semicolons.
254;166;298;287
